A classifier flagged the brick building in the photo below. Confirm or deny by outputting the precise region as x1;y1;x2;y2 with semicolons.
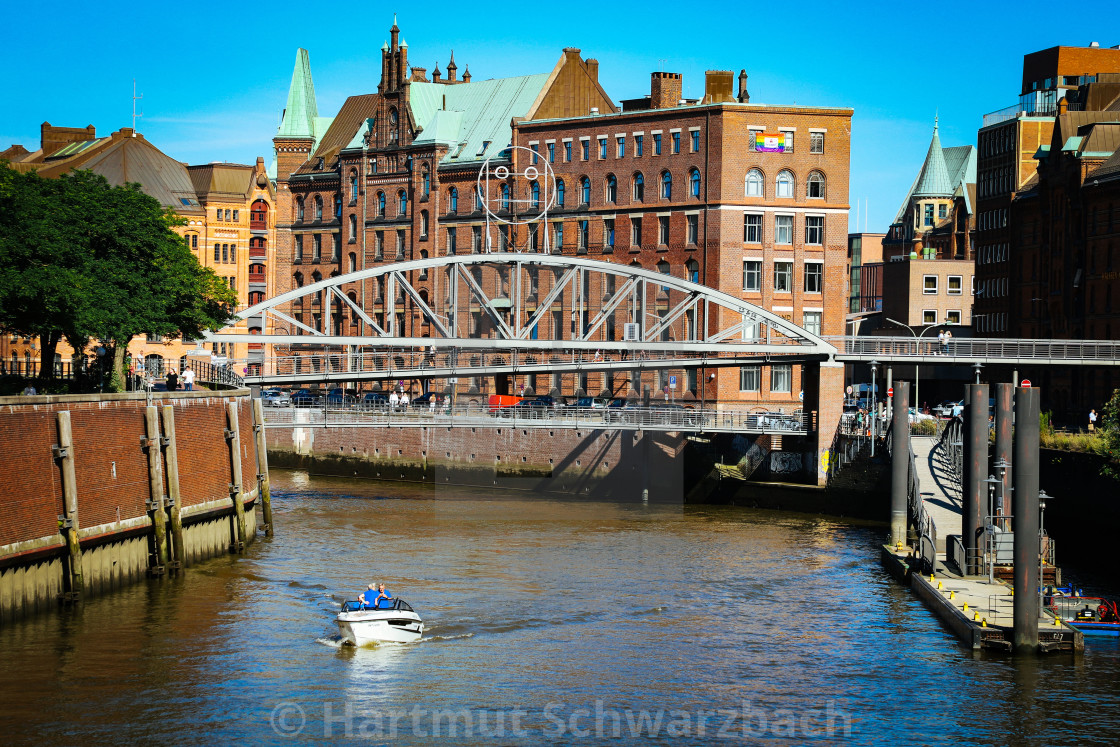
974;44;1120;335
848;232;884;313
272;21;852;411
1;124;277;377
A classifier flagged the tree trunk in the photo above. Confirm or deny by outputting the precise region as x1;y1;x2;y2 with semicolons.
109;340;130;392
36;330;62;383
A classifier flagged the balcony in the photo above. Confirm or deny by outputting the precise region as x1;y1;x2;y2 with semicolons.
250;218;267;231
248;271;266;284
249;246;267;260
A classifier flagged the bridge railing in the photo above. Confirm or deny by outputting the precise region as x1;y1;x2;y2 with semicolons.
186;360;244;389
260;401;812;435
887;423;937;573
828;335;1120;362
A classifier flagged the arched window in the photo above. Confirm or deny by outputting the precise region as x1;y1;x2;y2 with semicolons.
657;260;671;291
348;252;356;273
686;259;700;283
776;170;794;198
419;249;429;279
474;186;483;211
557;179;566;207
420;210;429;238
334;194;342;220
531;181;540;209
689;168;701;198
449;187;458;213
606;174;617;203
348;214;357;240
347;292;359;323
294;271;304;288
807;171;825;199
249;236;266;255
248;291;265;306
633;173;645;202
398;190;408;215
500;183;510;212
661;171;672;200
580;176;591;205
297;198;305;222
250;199;268;229
377;192;386;217
314;195;323;221
421;164;430;198
745;169;763;197
389;108;399;143
349;170;358;201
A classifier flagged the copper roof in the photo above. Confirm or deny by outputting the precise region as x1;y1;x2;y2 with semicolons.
293;94;378;176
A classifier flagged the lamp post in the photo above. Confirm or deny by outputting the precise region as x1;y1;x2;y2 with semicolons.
869;359;879;456
1039;489;1051;613
885;317;955;413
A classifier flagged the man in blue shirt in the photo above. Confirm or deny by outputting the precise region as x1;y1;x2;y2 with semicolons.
359;583;379;609
374;583;393;609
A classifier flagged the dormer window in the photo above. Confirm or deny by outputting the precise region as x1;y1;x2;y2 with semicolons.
477;140;491;156
316;157;324;170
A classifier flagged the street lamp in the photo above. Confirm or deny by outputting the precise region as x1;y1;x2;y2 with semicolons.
869;359;879;456
884;317;955;412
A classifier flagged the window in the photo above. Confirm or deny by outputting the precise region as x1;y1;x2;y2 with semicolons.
689;168;700;198
743;260;761;291
564;141;572;162
923;275;938;294
348;252;356;273
377;192;385;217
399;190;408;215
653;133;662;155
547;142;555;163
805;216;823;245
771;364;792;393
225;208;232;221
531;181;540;210
529;143;539;164
746;169;764;197
740;365;760;392
946;310;962;324
803;311;822;336
230;243;236;262
599;138;607;159
743;212;761;243
580;176;591;205
939;203;948;219
475;186;483;211
630;216;642;246
776;170;794;198
421;165;430;198
810;132;824;154
313;196;323;221
635;135;644;157
471;225;482;252
658;215;670;245
578;219;589;251
924;204;934;226
312;235;321;263
690;130;700;152
805;262;822;293
687;214;698;244
449;187;458;213
604;218;615;249
657;260;671;291
774;261;792;292
374;231;383;258
389;108;399;143
447;227;457;254
553;222;564;248
232;209;239;222
633;173;644;202
617;136;626;158
807;171;825;199
686;259;699;283
420;211;429;239
295;235;303;262
672;131;681;154
580;140;589;161
661;171;672;199
478;140;492;156
396;230;405;257
500;183;510;212
297;199;305;222
947;275;963;295
779;130;794;153
348;214;357;241
606;174;617;203
213;243;220;262
776;215;793;244
557;179;566;207
922;309;937;324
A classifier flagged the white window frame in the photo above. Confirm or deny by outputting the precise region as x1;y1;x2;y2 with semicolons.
947;275;963;295
923;275;939;294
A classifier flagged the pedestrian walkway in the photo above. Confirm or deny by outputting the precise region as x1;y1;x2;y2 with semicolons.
911;435;962;550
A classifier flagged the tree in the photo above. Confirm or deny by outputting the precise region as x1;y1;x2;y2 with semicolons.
0;164;237;390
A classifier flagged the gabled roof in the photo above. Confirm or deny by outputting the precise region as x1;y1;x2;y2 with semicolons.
408;73;551;165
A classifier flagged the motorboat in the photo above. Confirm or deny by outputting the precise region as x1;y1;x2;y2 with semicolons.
1046;593;1120;637
336;598;424;645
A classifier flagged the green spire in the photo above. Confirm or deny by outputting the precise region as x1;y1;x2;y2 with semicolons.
277;48;318;139
912;116;952;197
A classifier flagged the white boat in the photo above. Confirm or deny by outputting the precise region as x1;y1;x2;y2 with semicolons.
336;598;424;645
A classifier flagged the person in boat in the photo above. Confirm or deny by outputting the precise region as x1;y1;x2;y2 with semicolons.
374;583;393;609
359;583;380;609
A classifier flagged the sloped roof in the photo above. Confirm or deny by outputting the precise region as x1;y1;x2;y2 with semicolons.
912;121;953;197
892;124;976;223
1090;147;1120;180
72;134;204;214
943;145;976;190
186;163;254;197
408;74;551;165
1078;122;1120;157
277;49;319;140
294;94;378;175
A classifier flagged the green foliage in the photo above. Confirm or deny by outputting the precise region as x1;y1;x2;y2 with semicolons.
1040;410;1053;435
0;164;236;389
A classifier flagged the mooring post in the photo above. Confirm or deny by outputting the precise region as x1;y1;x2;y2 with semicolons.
994;383;1014;517
1013;386;1041;653
963;384;989;574
160;405;185;570
251;397;274;537
55;411;83;598
143;406;170;572
226;401;247;552
889;382;909;548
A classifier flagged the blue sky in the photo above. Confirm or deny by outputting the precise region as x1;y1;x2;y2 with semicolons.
2;2;1115;232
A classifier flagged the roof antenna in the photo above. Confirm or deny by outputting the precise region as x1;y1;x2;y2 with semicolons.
132;79;143;133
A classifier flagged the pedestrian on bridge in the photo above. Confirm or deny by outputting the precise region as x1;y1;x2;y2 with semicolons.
182;367;195;391
1089;409;1097;432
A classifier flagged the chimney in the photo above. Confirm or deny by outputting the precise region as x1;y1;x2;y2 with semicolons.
650;72;682;109
703;70;735;104
432;62;442;83
462;65;471;83
586;58;599;83
40;122;97;155
737;69;750;103
446;50;458;82
410;66;428;83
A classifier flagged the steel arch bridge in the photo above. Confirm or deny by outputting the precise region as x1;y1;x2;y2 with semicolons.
204;253;837;386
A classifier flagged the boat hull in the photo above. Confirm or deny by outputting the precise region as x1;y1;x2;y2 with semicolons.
336;610;424;645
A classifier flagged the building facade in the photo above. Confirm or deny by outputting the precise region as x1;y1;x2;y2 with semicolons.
272;21;852;412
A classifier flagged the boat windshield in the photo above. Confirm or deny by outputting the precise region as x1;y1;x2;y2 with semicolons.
342;598;415;613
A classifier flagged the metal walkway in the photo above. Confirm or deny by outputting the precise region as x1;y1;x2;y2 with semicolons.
832;336;1120;367
911;434;962;549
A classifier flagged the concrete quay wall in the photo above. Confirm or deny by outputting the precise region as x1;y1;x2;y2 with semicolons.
0;390;264;623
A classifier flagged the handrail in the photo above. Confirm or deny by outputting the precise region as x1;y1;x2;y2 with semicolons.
829;335;1120;365
887;421;937;573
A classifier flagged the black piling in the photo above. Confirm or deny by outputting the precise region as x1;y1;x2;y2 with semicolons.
994;383;1014;516
890;382;910;546
963;384;989;574
1012;386;1040;653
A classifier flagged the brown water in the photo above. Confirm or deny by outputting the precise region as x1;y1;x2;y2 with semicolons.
1;470;1118;745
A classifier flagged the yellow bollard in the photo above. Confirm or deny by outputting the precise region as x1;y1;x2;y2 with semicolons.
937;581;943;589
930;574;935;582
1055;617;1062;627
973;611;980;621
963;602;969;612
982;618;987;627
949;591;955;600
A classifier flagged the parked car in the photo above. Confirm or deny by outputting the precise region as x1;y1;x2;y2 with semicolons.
495;399;550;419
260;389;291;407
909;408;936;424
933;400;964;418
361;392;388;409
572;397;611;409
325;388;357;408
291;388;318;407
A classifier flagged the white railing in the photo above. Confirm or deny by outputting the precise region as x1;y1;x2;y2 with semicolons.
829;335;1120;364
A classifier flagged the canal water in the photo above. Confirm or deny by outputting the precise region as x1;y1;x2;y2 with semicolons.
1;471;1118;745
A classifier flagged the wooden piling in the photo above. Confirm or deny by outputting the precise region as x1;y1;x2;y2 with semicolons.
55;411;83;598
226;402;247;551
251;397;274;537
144;406;170;572
160;405;186;570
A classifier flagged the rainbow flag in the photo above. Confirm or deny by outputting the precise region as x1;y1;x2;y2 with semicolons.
756;133;785;153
